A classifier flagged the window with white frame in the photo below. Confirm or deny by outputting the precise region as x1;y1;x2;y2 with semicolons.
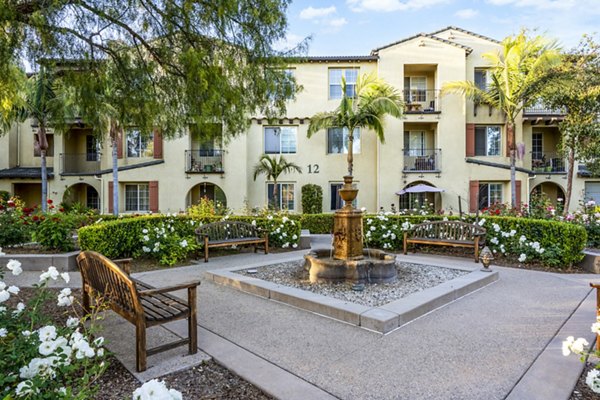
478;183;502;210
267;183;295;210
329;68;358;99
126;129;154;158
330;183;357;210
86;135;100;161
404;76;426;102
125;184;149;211
269;69;295;100
475;126;501;156
327;128;360;154
474;69;489;91
532;132;543;160
264;126;297;154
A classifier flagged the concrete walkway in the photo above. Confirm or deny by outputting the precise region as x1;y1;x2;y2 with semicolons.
4;237;598;399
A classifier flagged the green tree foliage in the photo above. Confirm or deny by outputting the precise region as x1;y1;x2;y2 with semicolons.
442;30;560;207
253;155;302;210
542;35;600;213
0;0;306;137
307;72;403;176
301;184;323;214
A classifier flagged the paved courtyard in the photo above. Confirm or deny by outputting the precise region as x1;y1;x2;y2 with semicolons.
5;237;598;399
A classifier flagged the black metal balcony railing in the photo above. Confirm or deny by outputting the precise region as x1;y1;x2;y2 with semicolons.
531;152;565;173
402;149;441;172
60;153;101;175
185;149;224;173
402;89;441;113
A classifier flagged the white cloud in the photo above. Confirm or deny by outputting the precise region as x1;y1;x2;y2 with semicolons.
454;8;479;19
328;18;348;29
300;6;337;19
486;0;576;10
347;0;448;12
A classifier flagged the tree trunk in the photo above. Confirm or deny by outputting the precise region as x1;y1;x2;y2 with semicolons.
508;122;517;208
111;124;120;216
38;123;49;212
272;179;279;211
347;130;354;177
563;145;575;215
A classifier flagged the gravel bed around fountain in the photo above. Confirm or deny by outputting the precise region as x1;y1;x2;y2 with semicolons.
237;260;468;307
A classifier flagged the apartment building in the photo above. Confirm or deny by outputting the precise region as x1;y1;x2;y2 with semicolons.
0;26;598;215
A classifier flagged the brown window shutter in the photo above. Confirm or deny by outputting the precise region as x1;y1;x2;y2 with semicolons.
108;181;114;213
466;124;475;157
469;180;479;213
153;130;163;159
117;131;123;159
149;181;159;213
515;180;522;207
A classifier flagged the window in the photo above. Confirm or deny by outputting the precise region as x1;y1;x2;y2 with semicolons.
404;131;426;156
86;135;100;161
126;129;154;158
269;69;295;100
329;68;358;99
125;184;149;211
479;183;503;210
330;183;357;210
474;69;489;91
404;76;426;102
267;183;295;210
475;126;501;156
86;185;99;210
327;128;360;154
33;133;54;157
264;126;297;154
532;132;543;160
399;192;427;210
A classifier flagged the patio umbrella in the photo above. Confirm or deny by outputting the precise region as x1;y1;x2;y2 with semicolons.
395;184;446;196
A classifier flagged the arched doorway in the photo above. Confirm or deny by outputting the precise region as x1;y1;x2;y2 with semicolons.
63;183;100;211
397;180;442;212
186;183;227;209
530;182;565;209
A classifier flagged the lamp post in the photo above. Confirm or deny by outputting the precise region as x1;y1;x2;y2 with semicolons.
480;246;494;272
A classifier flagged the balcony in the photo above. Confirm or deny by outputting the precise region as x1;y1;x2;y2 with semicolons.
523;106;566;116
402;149;441;173
185;149;224;173
60;153;101;175
531;152;565;173
403;89;441;114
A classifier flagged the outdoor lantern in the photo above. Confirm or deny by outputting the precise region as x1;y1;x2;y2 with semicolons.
480;246;494;272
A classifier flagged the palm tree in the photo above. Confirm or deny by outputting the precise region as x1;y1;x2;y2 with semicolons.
253;155;302;210
307;72;403;176
441;31;560;208
2;66;70;211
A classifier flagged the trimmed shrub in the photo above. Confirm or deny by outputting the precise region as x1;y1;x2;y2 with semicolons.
298;214;333;234
301;184;323;214
78;214;301;260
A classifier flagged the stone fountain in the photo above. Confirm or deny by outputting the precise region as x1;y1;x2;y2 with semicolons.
304;175;397;284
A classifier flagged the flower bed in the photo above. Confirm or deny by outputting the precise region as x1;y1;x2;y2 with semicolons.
78;214;301;265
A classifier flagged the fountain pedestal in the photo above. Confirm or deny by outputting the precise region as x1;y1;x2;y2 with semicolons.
304;175;397;284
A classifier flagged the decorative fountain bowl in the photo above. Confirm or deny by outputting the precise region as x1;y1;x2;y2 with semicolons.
303;249;397;284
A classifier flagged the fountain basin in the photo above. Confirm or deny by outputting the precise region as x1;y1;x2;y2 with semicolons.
304;249;397;284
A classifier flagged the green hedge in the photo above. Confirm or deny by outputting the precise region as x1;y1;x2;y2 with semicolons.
301;184;323;214
78;214;301;259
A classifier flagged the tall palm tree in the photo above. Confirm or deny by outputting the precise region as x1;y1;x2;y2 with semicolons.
253;155;302;210
441;31;561;208
307;72;403;176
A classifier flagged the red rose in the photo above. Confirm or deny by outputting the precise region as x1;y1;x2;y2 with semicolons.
59;207;65;212
7;200;15;207
47;199;53;204
49;205;55;209
32;215;39;221
0;205;4;210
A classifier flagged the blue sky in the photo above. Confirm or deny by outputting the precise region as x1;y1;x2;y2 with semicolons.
279;0;600;55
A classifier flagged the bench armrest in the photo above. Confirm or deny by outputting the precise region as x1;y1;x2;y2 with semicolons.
138;280;202;297
591;283;600;289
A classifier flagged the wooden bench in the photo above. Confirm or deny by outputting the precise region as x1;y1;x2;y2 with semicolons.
590;282;600;351
195;221;269;262
403;221;486;262
76;251;200;372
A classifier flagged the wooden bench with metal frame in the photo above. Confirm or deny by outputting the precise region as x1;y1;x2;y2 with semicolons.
76;251;200;372
403;220;486;263
195;221;269;262
590;283;600;351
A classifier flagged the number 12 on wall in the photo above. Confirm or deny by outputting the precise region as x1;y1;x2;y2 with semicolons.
307;164;319;174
